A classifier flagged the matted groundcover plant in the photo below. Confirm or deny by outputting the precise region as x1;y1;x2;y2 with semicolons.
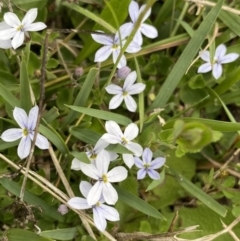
1;0;240;240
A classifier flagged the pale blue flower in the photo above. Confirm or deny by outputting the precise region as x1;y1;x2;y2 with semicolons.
68;181;120;232
198;44;239;79
1;106;49;159
80;150;128;205
0;8;47;49
134;148;165;179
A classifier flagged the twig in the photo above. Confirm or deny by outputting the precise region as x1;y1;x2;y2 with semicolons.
184;0;240;15
221;221;240;241
19;31;50;201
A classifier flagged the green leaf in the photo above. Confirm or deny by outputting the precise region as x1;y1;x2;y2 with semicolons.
146;168;165;191
0;84;19;107
39;227;77;240
171;171;227;217
149;0;224;110
42;107;60;123
163;118;240;132
70;127;101;145
70;151;90;164
219;10;240;37
66;106;132;126
114;185;166;220
20;56;32;112
7;229;52;241
63;68;98;126
39;124;69;154
106;144;133;154
0;178;65;222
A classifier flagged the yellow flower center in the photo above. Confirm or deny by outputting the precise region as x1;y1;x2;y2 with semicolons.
102;174;108;183
17;24;24;31
122;91;128;96
121;137;128;145
22;128;28;136
112;44;119;49
144;163;150;169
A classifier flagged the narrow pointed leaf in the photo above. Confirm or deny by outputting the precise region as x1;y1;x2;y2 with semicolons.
39;227;78;240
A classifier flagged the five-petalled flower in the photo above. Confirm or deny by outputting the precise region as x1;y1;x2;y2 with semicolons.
80;150;128;205
197;44;239;79
91;30;141;68
1;106;49;159
0;8;47;49
134;148;166;180
120;0;158;45
68;181;120;232
105;71;145;112
101;121;143;168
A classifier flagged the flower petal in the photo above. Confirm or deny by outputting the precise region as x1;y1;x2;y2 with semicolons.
126;142;143;156
142;148;152;164
91;32;113;45
197;63;212;73
18;136;31;159
147;169;160;179
125;40;141;53
11;31;24;49
124;123;139;141
24;22;47;31
137;169;146;179
122;154;134;168
105;84;123;94
80;181;92;199
108;151;118;161
94;138;109;153
4;12;21;28
215;44;226;59
105;121;123;138
80;163;100;179
0;28;17;40
101;133;122;144
123;71;137;90
140;23;158;39
129;1;139;22
119;22;133;39
0;39;12;49
100;204;120;221
13;107;28;129
132;30;143;46
71;158;81;171
124;94;137;112
68;197;90;209
150;157;166;169
34;133;49;149
107;166;128;182
1;128;22;141
134;157;144;168
219;53;239;64
22;8;38;26
109;94;124;109
199;50;210;62
95;150;110;176
139;4;151;22
27;106;39;130
87;181;103;205
93;207;107;232
212;63;222;79
127;83;146;95
94;46;112;62
102;182;118;205
112;49;126;68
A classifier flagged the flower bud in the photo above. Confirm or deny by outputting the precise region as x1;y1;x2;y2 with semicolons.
58;204;68;215
117;66;131;79
73;67;84;79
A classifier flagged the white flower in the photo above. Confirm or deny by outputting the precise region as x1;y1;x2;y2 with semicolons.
0;8;47;49
134;148;165;180
101;121;143;168
105;71;145;112
91;30;141;68
197;44;239;79
120;1;158;45
1;106;49;159
68;181;119;232
80;150;128;205
71;138;118;171
0;22;12;49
